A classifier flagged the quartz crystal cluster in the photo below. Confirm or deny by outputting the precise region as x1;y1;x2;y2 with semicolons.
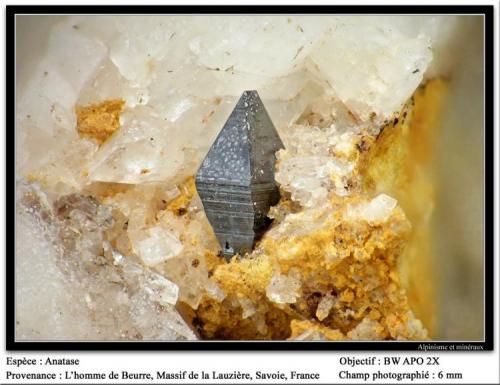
16;15;456;340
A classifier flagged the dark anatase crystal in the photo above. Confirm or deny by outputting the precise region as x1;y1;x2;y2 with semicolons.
196;90;284;260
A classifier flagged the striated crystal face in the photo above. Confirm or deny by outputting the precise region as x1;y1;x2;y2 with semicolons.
16;15;462;341
196;90;284;258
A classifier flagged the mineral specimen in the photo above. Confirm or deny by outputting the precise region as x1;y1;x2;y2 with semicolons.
15;15;467;341
195;90;284;259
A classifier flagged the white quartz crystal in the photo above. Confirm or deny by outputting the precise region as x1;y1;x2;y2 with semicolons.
292;329;327;341
308;16;432;122
275;123;359;207
17;15;456;190
266;272;302;304
204;280;226;302
345;194;398;224
268;203;334;240
133;226;183;266
147;273;180;306
277;155;355;206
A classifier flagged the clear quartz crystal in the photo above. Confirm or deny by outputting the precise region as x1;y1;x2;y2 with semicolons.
276;155;354;206
16;182;195;341
133;226;183;266
266;271;302;304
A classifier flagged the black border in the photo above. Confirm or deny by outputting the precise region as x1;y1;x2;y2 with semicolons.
6;5;494;351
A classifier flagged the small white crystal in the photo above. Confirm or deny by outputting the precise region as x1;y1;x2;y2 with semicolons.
238;298;256;319
205;280;226;302
276;156;354;207
293;329;327;341
345;194;398;224
316;294;335;321
133;226;183;266
331;132;358;157
266;273;301;304
347;317;385;340
267;203;333;240
401;311;428;340
148;273;179;306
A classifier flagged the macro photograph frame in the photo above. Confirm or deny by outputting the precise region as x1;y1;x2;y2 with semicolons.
6;4;494;351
